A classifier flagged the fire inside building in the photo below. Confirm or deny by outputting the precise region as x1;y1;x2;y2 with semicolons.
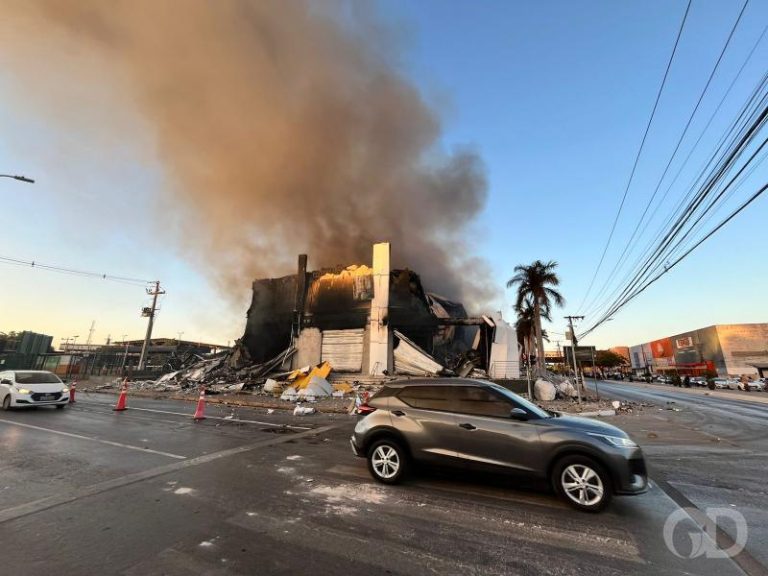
240;243;519;380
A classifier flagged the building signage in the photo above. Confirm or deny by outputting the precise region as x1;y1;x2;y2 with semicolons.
675;336;694;349
651;338;673;359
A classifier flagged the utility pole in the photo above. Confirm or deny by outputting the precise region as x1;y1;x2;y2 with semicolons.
138;281;165;370
565;316;584;404
120;334;129;374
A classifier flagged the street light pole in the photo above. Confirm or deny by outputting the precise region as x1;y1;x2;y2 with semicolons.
0;174;35;183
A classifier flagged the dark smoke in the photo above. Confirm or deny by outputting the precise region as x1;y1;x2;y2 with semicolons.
2;1;494;308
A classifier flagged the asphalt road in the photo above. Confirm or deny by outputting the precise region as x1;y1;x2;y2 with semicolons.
586;379;768;573
0;391;753;576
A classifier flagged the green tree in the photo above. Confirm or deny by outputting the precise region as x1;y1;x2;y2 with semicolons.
507;260;564;374
515;297;551;363
594;349;627;368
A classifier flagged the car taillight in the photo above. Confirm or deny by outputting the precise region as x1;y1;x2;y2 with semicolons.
356;403;377;415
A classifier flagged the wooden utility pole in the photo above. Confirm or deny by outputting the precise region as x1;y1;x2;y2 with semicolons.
138;281;165;370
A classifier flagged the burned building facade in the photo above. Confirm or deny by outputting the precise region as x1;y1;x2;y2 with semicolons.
242;243;519;379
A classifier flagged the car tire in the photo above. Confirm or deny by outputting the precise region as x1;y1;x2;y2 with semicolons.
2;395;11;411
56;404;66;410
366;439;408;485
552;455;612;512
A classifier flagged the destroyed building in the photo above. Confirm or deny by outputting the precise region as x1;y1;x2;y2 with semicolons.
241;243;519;380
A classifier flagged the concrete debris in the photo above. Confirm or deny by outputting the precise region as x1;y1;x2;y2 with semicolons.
148;345;296;390
293;404;317;416
297;375;333;400
534;379;557;402
555;380;577;398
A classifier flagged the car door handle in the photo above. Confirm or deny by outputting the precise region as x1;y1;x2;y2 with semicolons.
459;423;477;430
392;410;406;417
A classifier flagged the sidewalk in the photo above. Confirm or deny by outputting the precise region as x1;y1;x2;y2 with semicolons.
602;379;768;405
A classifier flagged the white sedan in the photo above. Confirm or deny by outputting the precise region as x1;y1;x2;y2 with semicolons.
0;370;70;410
738;380;765;392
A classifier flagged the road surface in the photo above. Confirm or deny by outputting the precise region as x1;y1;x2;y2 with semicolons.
586;379;768;573
0;391;753;575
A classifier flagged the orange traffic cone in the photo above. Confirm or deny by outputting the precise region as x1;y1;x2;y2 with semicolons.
113;379;128;411
193;386;206;421
69;381;77;404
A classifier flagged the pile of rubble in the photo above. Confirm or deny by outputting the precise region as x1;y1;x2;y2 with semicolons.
96;341;393;408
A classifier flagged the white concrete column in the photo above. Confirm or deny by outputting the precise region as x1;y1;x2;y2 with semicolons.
368;242;390;375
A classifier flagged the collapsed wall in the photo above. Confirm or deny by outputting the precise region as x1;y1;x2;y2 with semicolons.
240;243;518;379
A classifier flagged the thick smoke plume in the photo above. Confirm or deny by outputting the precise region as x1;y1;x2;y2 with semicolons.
2;1;493;307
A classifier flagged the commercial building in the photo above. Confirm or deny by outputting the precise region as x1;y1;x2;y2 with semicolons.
629;323;768;378
241;242;520;380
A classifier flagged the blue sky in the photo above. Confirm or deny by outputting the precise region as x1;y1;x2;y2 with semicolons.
1;0;766;349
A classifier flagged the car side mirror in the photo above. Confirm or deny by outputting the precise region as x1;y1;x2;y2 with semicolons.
510;408;529;421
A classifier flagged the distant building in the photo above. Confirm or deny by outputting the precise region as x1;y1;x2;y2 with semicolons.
629;323;768;377
0;331;53;369
609;346;630;364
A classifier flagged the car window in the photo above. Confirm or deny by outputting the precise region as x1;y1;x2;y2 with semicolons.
397;386;456;412
487;384;551;419
451;386;513;418
14;372;62;384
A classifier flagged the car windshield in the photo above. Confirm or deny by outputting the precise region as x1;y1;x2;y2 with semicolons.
488;384;551;419
14;372;62;384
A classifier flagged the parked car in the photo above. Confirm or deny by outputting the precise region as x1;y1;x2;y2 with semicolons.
738;380;765;392
689;377;707;387
712;378;733;390
351;379;647;512
0;370;70;410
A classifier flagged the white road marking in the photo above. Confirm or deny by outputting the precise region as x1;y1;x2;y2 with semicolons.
75;400;312;430
0;423;341;524
0;418;186;459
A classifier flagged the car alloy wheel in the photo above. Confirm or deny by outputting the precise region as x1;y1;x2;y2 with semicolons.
366;440;407;484
2;395;11;411
372;445;400;479
561;464;604;507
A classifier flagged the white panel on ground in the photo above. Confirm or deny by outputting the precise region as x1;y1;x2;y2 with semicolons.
393;330;443;376
321;329;364;372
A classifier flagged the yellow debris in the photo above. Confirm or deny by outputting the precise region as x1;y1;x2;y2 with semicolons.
333;382;353;393
293;361;332;389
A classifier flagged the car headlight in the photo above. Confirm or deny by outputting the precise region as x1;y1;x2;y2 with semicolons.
16;388;31;395
588;433;638;448
61;388;69;394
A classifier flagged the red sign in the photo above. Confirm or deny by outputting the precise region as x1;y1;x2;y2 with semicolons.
651;338;673;359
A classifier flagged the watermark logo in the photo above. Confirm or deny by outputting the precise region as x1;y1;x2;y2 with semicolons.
663;507;748;559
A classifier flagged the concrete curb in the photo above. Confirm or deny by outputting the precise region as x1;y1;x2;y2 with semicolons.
602;380;768;405
80;388;354;414
575;409;616;418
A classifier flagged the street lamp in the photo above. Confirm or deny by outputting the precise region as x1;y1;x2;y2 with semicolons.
0;174;34;183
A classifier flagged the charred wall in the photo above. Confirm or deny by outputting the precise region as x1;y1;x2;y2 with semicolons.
243;275;298;363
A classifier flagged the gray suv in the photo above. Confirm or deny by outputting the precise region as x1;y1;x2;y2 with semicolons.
351;379;647;512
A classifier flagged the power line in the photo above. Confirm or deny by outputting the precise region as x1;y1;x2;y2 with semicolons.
579;180;768;340
579;83;768;337
0;255;154;286
576;0;693;313
583;68;768;320
581;1;753;317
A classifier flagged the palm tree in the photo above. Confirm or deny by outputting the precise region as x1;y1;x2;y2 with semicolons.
507;260;565;374
515;296;551;364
